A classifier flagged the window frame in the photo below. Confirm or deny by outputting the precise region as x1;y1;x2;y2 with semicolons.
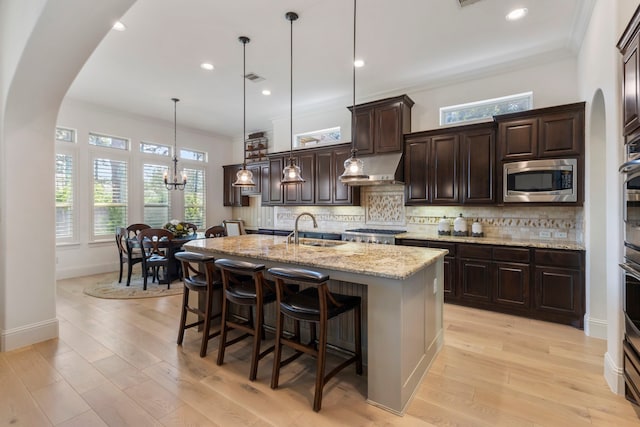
55;143;78;245
182;164;206;229
439;91;534;126
90;147;129;242
88;131;131;151
142;161;172;227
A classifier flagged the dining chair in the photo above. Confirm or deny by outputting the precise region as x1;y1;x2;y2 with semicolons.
223;219;245;236
184;222;198;235
115;226;146;286
138;228;174;290
205;225;226;238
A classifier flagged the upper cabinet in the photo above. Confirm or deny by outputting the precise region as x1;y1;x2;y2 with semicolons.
349;94;414;155
618;8;640;143
222;164;249;207
495;102;585;161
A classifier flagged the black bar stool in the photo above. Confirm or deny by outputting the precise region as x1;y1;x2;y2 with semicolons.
267;267;363;412
174;251;222;357
214;258;277;381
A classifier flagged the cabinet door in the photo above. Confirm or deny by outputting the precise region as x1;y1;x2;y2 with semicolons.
223;165;249;207
404;139;430;204
461;128;495;204
315;150;333;205
494;262;530;310
459;258;492;303
534;266;583;326
261;163;270;205
267;157;284;205
375;102;403;153
354;108;374;155
240;163;262;195
498;118;538;161
333;146;358;205
623;34;640;138
443;256;456;301
284;153;315;204
539;111;583;157
431;134;459;204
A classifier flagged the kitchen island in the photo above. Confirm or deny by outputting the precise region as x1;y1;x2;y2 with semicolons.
184;234;447;415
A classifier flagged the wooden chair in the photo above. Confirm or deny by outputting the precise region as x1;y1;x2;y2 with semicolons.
138;228;174;290
214;259;277;380
205;225;226;238
115;226;146;286
267;267;363;412
175;251;222;357
183;222;198;235
223;219;245;236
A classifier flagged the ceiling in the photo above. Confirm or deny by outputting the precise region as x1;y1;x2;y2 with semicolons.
65;0;595;139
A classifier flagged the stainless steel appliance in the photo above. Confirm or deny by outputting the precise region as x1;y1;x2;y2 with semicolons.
341;228;406;245
503;158;577;203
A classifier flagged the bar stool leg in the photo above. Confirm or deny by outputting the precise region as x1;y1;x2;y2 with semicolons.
199;286;214;357
271;309;285;389
217;295;230;366
249;301;264;381
313;315;329;412
177;287;190;345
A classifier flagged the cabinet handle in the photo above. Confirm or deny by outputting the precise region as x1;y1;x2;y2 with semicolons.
620;262;640;280
619;159;640;173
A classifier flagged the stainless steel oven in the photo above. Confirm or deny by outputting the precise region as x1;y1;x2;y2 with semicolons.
622;160;640;269
503;158;577;203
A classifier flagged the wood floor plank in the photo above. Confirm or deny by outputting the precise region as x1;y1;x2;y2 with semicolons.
4;346;62;392
55;410;109;427
31;380;91;425
0;354;52;426
81;382;162;427
123;379;185;420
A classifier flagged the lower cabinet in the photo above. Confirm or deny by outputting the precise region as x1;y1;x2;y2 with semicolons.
396;239;584;328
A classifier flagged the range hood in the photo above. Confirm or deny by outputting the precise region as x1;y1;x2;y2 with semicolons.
343;152;404;186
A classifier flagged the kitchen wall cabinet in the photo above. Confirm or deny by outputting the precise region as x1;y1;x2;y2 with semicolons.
348;94;414;155
396;239;584;328
264;157;284;205
404;122;495;206
222;164;249;207
619;10;640;142
284;152;315;205
495;102;585;161
315;145;360;206
239;162;263;196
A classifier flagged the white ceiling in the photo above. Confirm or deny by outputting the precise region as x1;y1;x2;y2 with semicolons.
65;0;595;139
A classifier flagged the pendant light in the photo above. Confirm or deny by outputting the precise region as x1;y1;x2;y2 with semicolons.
164;97;188;190
232;36;256;187
281;11;305;185
339;0;369;183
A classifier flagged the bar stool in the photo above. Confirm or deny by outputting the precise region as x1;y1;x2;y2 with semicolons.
174;251;222;357
214;258;277;381
267;267;363;412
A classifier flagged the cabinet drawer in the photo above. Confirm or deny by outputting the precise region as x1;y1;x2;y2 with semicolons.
534;249;582;268
458;244;492;260
493;246;530;263
427;241;456;256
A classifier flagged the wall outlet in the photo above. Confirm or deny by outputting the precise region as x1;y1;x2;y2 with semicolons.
554;231;568;239
433;278;438;294
539;231;551;238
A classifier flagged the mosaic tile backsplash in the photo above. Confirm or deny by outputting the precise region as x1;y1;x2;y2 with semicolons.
233;185;583;244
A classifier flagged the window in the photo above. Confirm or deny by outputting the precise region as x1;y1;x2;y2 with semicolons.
56;127;76;143
294;126;341;148
143;163;171;227
439;92;533;126
180;148;206;162
93;157;128;239
183;167;205;228
140;141;170;156
55;153;74;241
89;132;129;150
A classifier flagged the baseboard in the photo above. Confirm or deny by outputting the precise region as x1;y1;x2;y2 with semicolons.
1;318;59;352
56;262;118;280
585;315;608;339
604;351;625;395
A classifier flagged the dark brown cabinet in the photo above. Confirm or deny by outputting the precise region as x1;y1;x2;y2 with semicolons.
496;102;585;161
240;162;263;196
284;152;315;205
404;122;495;206
222;164;249;207
396;239;583;328
349;94;414;155
315;145;360;206
619;9;640;142
264;157;284;205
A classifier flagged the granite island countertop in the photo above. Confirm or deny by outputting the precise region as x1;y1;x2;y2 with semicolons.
396;232;585;251
184;234;447;280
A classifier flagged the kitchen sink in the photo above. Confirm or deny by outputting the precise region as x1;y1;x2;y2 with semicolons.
300;239;347;247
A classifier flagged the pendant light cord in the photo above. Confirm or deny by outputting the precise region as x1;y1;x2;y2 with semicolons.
289;14;294;162
351;0;357;156
243;39;247;168
173;98;179;177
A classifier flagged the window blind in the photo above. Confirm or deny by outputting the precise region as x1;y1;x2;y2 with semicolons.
184;167;205;228
93;157;128;238
55;153;74;239
143;163;171;227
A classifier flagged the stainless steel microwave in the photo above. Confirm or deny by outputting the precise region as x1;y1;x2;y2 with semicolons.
503;158;577;203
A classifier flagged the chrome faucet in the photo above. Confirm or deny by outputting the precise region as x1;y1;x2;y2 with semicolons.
288;212;318;244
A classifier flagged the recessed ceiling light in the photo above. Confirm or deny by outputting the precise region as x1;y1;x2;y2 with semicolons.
354;59;365;68
200;62;214;71
262;89;271;96
506;8;528;21
112;21;126;31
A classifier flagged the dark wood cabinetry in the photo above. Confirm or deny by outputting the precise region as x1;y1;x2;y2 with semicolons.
223;164;250;207
284;152;315;205
349;94;414;155
240;162;263;196
404;122;495;206
264;157;284;205
495;102;585;161
396;239;584;328
619;8;640;142
315;145;359;206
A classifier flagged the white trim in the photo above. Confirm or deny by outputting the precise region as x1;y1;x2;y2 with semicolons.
56;263;118;280
604;351;625;395
584;315;607;339
1;318;59;352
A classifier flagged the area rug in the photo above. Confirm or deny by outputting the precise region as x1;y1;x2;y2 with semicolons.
83;273;184;299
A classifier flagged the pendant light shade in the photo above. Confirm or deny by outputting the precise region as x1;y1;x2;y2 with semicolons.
233;36;256;187
281;11;305;185
164;97;188;190
339;0;369;183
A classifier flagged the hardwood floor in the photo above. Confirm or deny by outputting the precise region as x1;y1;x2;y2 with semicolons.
1;272;639;426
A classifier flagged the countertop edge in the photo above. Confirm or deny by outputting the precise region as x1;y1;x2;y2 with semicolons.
396;233;585;251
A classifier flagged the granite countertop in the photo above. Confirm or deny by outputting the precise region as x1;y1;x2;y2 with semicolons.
184;234;447;280
396;232;585;251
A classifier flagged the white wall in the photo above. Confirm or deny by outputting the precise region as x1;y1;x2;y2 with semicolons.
55;98;234;279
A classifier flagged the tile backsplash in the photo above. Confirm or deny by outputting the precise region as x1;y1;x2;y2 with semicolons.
232;185;583;243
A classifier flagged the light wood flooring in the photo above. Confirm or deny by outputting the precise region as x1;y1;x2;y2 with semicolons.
1;272;639;426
